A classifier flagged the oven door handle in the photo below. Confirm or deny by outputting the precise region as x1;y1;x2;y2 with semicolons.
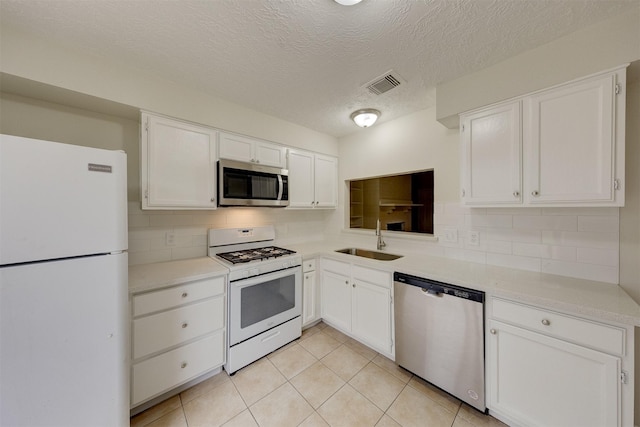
230;266;301;289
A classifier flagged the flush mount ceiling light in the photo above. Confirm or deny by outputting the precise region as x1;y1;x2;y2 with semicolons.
350;109;381;128
334;0;363;5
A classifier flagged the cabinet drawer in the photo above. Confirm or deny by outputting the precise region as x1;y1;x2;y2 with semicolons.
303;259;316;273
133;276;225;316
131;331;224;406
133;296;224;360
492;298;624;355
322;258;350;275
352;265;391;288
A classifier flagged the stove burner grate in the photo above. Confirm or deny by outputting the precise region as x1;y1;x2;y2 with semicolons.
216;246;296;264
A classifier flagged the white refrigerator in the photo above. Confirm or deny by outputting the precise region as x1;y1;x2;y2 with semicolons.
0;134;129;426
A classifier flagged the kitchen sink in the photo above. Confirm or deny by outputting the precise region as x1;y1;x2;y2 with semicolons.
335;248;403;261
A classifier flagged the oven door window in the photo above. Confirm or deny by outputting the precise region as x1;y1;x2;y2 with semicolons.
241;274;295;328
223;168;279;200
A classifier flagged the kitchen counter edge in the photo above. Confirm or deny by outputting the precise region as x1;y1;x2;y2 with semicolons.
286;241;640;327
128;257;227;294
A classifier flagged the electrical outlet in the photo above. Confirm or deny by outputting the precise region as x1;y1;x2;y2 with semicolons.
468;231;480;246
165;231;175;246
443;227;458;243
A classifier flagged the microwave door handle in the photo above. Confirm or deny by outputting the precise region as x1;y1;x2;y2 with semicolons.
277;174;283;200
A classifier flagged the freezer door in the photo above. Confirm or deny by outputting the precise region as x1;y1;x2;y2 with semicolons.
0;134;127;265
0;253;129;427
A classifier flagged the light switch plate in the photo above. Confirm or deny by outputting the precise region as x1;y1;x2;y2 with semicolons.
165;231;175;246
443;227;458;243
468;231;480;246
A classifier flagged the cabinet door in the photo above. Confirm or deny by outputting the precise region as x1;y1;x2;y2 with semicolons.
460;101;522;205
488;321;620;427
287;149;316;208
314;154;338;208
219;132;255;163
321;270;351;332
255;141;286;168
143;114;217;209
302;270;318;327
525;72;620;205
352;280;392;355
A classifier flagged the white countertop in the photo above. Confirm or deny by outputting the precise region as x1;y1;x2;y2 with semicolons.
127;240;640;326
285;240;640;327
129;257;227;294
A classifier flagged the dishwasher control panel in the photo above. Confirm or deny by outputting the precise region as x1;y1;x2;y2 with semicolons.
393;272;484;303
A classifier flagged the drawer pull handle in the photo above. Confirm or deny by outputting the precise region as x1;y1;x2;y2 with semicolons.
181;292;188;298
181;362;187;369
541;319;551;326
490;329;497;335
182;322;188;329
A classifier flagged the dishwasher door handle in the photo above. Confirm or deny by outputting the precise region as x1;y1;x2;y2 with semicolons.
422;288;443;297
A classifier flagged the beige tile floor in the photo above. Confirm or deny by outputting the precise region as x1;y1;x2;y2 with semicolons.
131;322;507;427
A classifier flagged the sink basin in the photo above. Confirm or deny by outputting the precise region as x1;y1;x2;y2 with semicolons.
335;248;403;261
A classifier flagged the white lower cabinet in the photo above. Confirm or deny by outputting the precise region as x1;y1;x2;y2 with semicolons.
321;268;352;332
132;331;224;406
487;297;632;427
320;258;393;357
302;258;320;327
130;275;226;408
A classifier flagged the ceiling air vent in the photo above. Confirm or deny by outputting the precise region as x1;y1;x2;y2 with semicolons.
364;70;404;95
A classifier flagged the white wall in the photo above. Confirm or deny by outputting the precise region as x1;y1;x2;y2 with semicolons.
337;106;622;284
0;24;338;157
339;108;460;201
0;93;140;200
621;79;640;300
436;9;640;127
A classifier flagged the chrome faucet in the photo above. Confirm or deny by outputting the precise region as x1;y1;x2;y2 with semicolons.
376;219;386;250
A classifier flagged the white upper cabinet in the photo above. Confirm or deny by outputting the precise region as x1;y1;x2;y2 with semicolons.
141;112;217;210
460;101;522;205
287;149;338;209
460;65;626;207
524;71;622;205
219;132;286;168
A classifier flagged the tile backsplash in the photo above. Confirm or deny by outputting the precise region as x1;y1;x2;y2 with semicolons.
127;202;332;266
128;202;620;284
429;203;620;284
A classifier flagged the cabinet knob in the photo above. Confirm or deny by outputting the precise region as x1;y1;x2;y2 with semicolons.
311;201;315;205
211;197;215;203
352;283;356;288
513;191;520;197
345;280;349;285
532;190;539;197
181;362;188;369
490;329;497;335
541;319;551;326
181;292;188;298
256;159;260;164
181;322;188;329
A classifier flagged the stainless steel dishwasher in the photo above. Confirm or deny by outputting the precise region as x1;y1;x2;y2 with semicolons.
394;272;486;412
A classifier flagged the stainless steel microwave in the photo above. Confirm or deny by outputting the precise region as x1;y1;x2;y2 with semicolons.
218;159;289;207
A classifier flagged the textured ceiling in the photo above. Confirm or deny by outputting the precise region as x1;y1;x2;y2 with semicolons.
1;0;638;137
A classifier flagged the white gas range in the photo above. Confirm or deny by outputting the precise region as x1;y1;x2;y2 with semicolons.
208;226;302;374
